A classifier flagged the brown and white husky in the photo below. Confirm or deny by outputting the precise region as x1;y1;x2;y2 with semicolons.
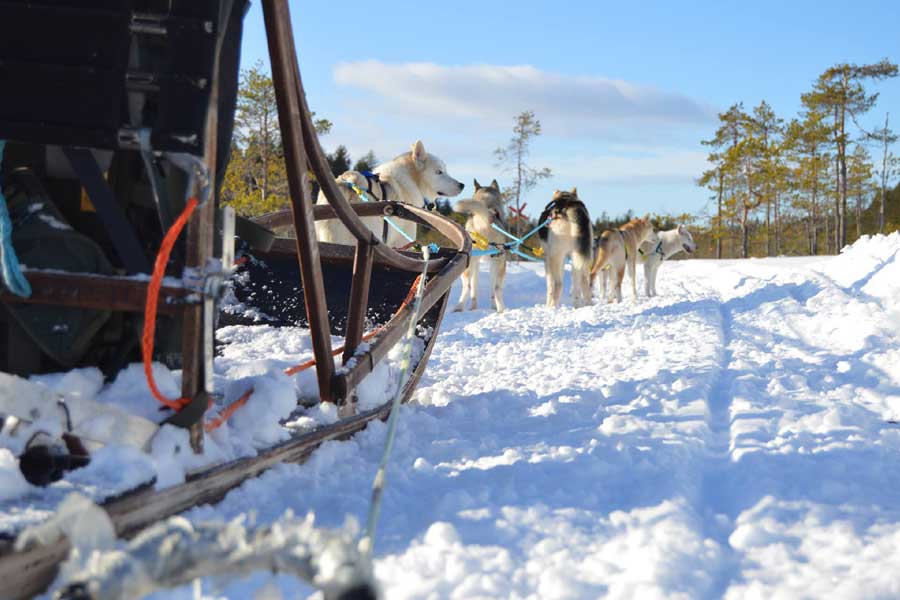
537;189;593;308
453;179;508;312
591;216;654;303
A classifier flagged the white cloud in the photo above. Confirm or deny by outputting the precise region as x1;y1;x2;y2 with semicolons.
332;61;715;135
321;61;716;214
549;148;708;185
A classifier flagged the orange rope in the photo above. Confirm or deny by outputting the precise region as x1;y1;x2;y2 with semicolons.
205;274;425;432
143;197;199;411
141;195;425;430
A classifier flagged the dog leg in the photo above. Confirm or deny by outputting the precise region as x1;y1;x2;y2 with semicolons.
469;262;480;310
579;270;592;307
546;250;565;308
615;266;625;303
649;260;659;297
491;257;507;312
454;266;471;312
611;273;619;303
628;256;638;300
643;261;652;297
600;269;608;303
570;252;591;307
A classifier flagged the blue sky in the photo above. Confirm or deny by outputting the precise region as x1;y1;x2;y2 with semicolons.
239;0;900;221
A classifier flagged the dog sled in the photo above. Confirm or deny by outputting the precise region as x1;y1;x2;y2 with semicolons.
0;1;469;597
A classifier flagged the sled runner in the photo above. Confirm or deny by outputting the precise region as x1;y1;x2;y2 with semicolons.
0;1;470;597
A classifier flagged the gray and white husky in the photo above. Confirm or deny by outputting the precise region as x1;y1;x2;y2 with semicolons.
453;179;507;312
538;189;593;308
314;140;464;247
638;224;696;297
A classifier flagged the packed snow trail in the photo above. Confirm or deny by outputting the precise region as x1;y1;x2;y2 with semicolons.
159;235;900;600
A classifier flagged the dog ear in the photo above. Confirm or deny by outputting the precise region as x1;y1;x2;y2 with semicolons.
490;179;500;191
570;187;578;196
473;178;482;190
678;223;686;234
412;140;427;168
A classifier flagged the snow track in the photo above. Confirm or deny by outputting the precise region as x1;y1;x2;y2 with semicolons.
153;235;900;599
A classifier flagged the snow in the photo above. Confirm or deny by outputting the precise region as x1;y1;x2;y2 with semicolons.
0;302;425;536
176;233;900;598
6;233;900;598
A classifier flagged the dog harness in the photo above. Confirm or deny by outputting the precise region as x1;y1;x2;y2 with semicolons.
359;171;389;202
360;171;436;212
638;240;665;260
616;229;628;260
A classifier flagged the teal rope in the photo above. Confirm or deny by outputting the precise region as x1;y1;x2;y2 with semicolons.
0;140;31;297
360;246;431;558
470;218;552;261
491;218;552;245
342;181;417;244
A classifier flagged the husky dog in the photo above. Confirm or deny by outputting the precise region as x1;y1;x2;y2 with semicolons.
314;140;464;247
453;179;508;312
639;224;697;297
538;189;593;308
591;216;654;303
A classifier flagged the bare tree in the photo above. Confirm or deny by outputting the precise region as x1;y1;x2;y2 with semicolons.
870;113;898;234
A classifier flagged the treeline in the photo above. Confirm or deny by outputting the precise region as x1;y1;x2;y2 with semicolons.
693;59;899;258
222;60;900;260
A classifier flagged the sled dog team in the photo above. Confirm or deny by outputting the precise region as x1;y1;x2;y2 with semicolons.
316;141;696;311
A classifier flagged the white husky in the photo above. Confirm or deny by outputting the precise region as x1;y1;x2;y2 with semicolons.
314;140;464;247
638;224;696;297
453;179;507;312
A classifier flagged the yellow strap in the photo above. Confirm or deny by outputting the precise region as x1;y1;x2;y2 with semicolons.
468;230;490;250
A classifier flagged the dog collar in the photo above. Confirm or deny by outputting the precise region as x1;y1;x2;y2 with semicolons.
423;198;436;211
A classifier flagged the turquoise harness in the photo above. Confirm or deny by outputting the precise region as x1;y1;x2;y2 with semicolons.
0;140;32;298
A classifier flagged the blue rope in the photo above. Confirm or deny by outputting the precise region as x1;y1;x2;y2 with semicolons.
0;140;31;298
470;218;551;261
383;214;415;243
491;218;552;245
342;181;417;245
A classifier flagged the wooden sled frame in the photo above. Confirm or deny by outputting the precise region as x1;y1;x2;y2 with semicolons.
0;0;471;597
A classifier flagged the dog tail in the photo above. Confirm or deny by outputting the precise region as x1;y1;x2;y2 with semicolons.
590;233;612;279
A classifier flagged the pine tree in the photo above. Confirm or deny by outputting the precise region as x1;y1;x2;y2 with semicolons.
700;104;746;258
494;111;552;236
801;59;898;250
221;62;332;217
785;109;831;254
846;144;875;240
327;145;352;177
746;101;785;256
353;151;378;173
